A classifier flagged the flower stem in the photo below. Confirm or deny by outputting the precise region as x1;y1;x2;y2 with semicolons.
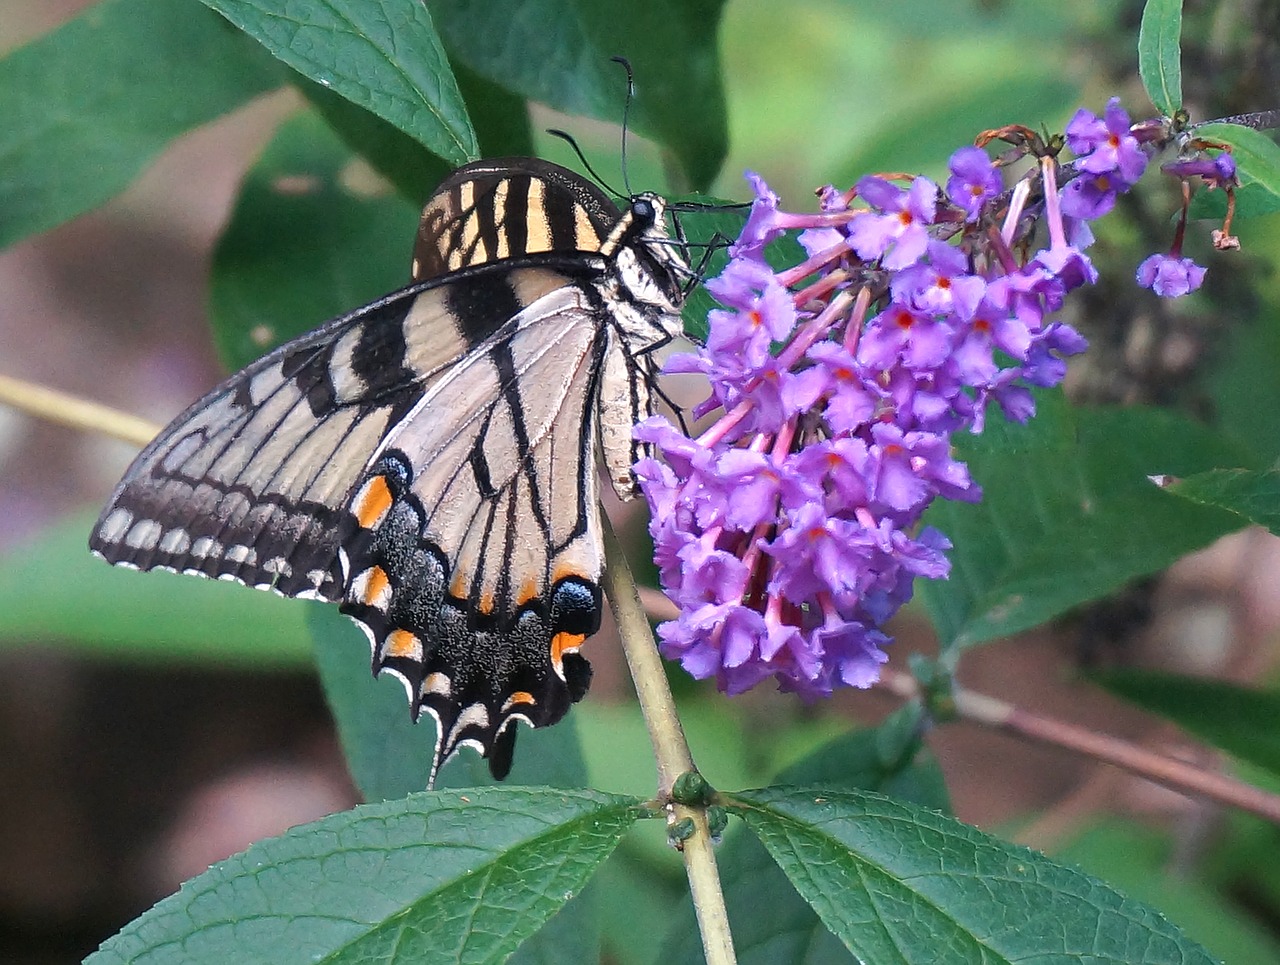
878;668;1280;825
0;374;160;446
601;515;737;965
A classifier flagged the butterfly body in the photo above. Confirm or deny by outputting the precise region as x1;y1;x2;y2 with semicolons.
91;157;687;783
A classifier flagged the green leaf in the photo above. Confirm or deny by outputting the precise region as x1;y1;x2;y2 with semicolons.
198;0;477;166
310;604;590;802
729;787;1216;964
1092;669;1280;779
1204;293;1280;464
309;606;433;800
209;109;421;371
1204;797;1280;918
0;0;283;248
1138;0;1183;116
669;814;855;965
659;714;950;965
595;832;686;965
920;397;1253;651
771;705;949;810
88;787;644;965
431;0;729;189
1168;467;1280;536
298;76;450;206
1188;122;1280;219
1060;822;1280;965
508;878;602;965
0;513;313;667
453;61;535;159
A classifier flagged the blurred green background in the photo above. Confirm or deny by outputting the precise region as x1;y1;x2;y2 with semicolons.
1;0;1279;962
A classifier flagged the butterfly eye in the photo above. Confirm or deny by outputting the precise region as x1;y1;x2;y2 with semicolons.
631;197;657;224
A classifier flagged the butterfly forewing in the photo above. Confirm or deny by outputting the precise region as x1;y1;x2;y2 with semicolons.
94;300;409;598
91;157;688;784
413;157;621;281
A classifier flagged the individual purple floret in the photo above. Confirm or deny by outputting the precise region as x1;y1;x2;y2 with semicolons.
947;145;1002;222
1065;98;1149;186
1162;151;1237;191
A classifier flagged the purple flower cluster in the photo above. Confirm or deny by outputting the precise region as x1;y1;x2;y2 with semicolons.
1061;98;1150;219
635;100;1238;699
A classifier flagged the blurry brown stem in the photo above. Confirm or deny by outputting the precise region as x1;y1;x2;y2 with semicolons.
878;669;1280;825
0;374;160;446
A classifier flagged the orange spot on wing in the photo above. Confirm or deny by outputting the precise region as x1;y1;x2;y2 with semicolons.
477;590;495;615
550;631;586;669
515;577;541;607
505;691;536;709
363;565;390;606
552;562;590;585
449;570;469;600
384;629;422;660
355;476;393;529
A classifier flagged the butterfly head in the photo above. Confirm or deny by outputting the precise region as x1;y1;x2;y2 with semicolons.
601;192;691;323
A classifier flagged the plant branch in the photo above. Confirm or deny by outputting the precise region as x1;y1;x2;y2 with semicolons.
601;516;736;965
643;574;1280;826
878;668;1280;825
602;518;695;791
0;374;160;446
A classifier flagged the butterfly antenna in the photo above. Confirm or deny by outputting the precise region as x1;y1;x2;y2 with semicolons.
545;128;624;198
670;199;753;214
611;56;636;196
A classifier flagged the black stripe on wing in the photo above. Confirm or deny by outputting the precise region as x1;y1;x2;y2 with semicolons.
413;157;621;281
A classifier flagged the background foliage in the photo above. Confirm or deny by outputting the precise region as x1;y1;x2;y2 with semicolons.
1;0;1279;963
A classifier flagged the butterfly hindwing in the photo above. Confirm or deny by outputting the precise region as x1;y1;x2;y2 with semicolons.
339;281;612;781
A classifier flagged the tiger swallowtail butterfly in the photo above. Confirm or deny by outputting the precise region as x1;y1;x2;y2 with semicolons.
90;157;689;785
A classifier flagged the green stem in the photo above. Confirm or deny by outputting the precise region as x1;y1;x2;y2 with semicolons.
601;515;737;965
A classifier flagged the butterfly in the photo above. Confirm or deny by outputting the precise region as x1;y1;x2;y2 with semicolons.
90;157;690;785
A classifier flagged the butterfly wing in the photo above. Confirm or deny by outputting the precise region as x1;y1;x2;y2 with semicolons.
90;261;619;784
340;278;611;781
89;276;513;599
92;156;686;785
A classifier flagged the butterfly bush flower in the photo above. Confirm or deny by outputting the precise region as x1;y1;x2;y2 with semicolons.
1135;253;1206;297
636;103;1239;699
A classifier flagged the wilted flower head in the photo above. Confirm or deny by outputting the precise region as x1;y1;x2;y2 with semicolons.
637;101;1238;699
